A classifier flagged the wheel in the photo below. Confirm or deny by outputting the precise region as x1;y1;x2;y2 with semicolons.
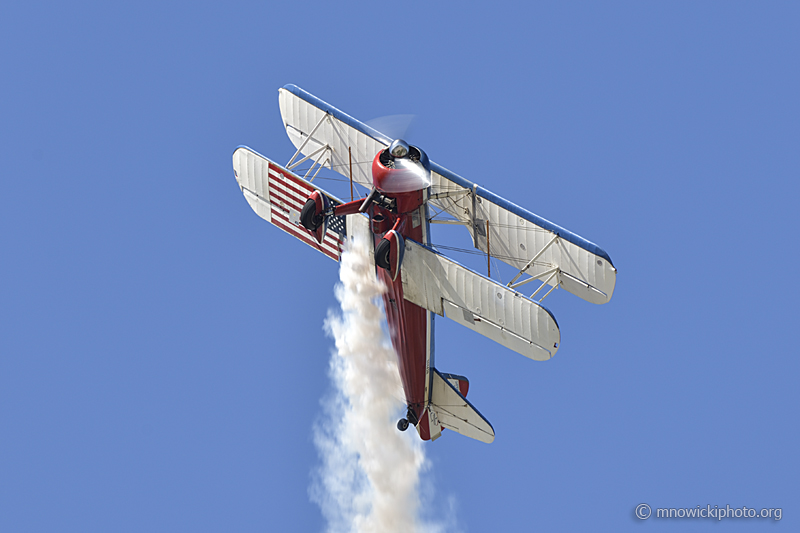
300;198;323;231
375;238;391;271
396;418;409;432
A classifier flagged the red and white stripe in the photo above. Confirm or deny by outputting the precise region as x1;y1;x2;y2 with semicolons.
266;163;342;260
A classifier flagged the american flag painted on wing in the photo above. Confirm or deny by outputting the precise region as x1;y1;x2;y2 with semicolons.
265;162;346;261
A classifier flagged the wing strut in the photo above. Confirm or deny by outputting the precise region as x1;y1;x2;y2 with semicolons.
507;233;559;287
298;144;331;182
509;266;559;291
486;220;491;278
429;220;469;225
286;112;329;169
470;184;480;248
429;190;469;201
529;269;560;301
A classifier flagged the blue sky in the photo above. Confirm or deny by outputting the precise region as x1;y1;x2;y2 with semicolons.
1;1;798;531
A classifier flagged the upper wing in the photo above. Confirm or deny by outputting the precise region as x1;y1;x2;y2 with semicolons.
428;167;617;304
233;146;348;261
401;239;561;361
278;85;388;192
278;84;616;304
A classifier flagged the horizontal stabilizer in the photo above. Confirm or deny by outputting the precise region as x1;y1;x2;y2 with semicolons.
428;369;494;444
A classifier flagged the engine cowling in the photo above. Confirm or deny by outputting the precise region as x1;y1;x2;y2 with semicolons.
371;140;431;194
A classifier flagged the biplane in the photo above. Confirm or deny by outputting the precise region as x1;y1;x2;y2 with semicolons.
232;85;616;444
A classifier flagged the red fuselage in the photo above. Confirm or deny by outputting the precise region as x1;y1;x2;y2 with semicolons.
371;198;431;435
330;148;435;439
370;148;434;438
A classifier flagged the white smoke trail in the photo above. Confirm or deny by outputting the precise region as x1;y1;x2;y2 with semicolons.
310;232;450;533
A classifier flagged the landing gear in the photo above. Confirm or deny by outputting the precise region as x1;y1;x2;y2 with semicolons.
375;238;391;271
374;230;404;281
397;406;420;432
300;198;324;231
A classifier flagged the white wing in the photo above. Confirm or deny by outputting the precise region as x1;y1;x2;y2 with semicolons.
233;146;348;261
278;85;388;191
428;168;617;304
401;239;560;361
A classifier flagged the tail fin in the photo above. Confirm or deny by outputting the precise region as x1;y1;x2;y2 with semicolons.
418;369;495;443
439;373;470;398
